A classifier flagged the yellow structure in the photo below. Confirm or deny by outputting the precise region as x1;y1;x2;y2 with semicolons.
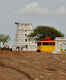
37;40;56;52
37;37;66;53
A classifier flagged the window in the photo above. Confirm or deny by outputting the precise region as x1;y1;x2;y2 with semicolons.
25;24;27;26
37;42;41;46
25;39;27;42
49;42;52;45
25;45;28;48
43;42;49;45
43;42;46;45
52;42;55;45
48;42;55;45
25;34;27;36
46;42;49;45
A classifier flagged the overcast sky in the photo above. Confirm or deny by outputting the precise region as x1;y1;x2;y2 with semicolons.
0;0;66;46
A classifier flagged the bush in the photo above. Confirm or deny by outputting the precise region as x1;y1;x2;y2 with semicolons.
1;47;12;51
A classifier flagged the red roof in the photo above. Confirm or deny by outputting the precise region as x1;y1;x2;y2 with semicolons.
45;36;51;40
39;37;55;42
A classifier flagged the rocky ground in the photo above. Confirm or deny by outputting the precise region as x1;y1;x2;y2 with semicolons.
0;50;66;80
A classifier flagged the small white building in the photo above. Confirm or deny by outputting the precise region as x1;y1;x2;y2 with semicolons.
55;37;66;52
13;22;37;51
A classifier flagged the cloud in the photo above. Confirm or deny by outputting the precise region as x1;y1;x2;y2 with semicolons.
13;2;66;17
14;2;49;16
58;0;64;2
49;6;66;15
16;8;49;16
25;2;40;8
56;6;66;15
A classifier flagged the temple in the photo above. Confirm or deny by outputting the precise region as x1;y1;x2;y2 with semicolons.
13;22;37;51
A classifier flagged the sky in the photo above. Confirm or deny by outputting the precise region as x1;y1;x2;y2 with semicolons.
0;0;66;46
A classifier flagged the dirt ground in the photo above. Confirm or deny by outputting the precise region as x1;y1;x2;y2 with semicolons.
0;50;66;80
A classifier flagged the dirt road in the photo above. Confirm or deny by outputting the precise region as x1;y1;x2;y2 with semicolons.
0;51;66;80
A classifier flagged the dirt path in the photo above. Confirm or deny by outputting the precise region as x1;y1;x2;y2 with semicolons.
0;51;66;80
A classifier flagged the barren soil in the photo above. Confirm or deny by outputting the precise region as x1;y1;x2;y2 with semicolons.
0;50;66;80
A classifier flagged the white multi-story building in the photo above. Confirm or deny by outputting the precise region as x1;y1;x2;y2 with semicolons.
13;22;37;51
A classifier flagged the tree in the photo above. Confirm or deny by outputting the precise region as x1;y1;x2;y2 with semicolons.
0;34;10;47
28;26;64;41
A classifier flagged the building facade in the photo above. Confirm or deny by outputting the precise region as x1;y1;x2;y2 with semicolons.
55;37;66;52
13;22;37;51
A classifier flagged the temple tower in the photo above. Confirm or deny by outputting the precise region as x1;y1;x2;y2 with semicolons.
13;22;37;51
